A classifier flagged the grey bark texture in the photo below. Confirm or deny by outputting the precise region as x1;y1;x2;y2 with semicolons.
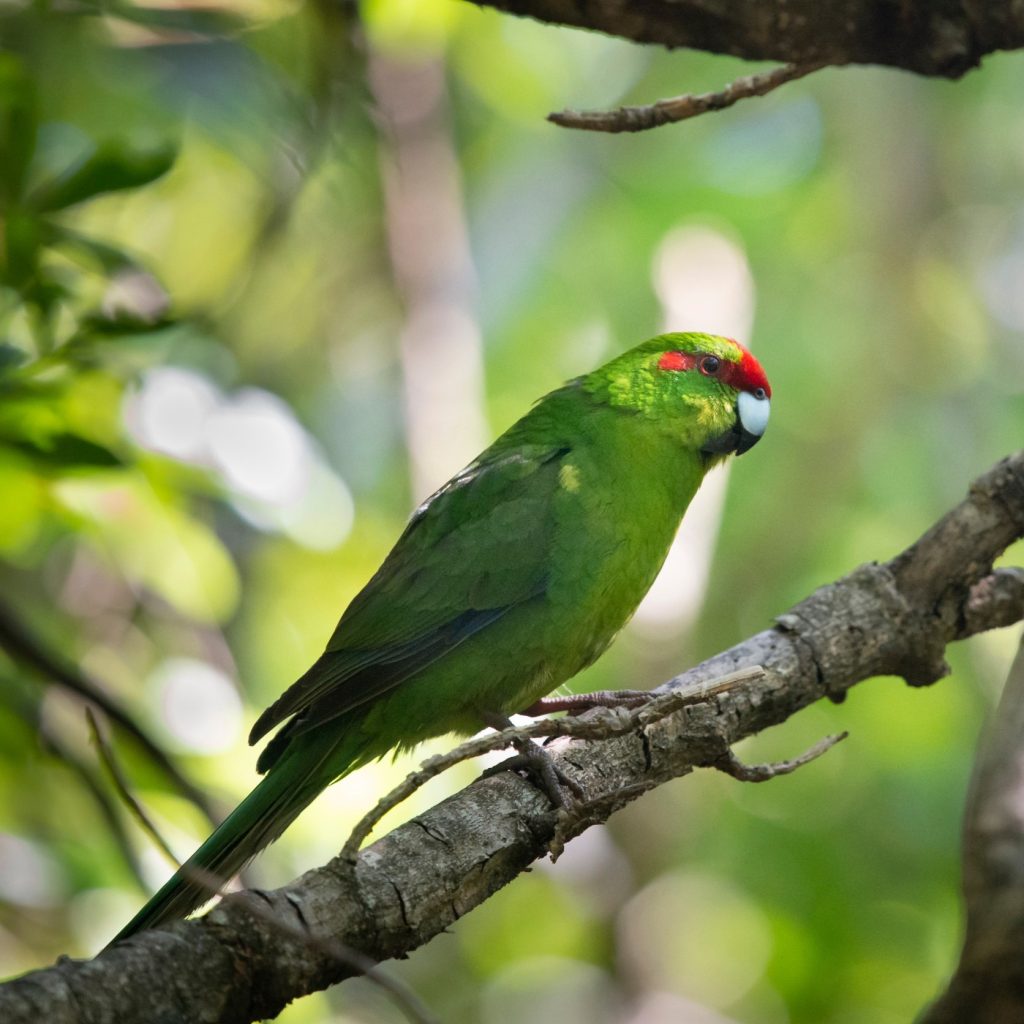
475;0;1024;77
1;449;1022;1024
921;635;1024;1024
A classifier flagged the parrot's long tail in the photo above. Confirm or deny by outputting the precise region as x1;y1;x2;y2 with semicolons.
107;728;360;947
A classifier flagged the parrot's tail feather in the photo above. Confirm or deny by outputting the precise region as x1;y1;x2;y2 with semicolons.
108;731;358;947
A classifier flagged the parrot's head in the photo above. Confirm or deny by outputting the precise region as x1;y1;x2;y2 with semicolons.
585;332;771;463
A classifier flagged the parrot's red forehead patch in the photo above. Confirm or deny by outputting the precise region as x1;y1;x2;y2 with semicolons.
726;342;772;398
658;340;771;397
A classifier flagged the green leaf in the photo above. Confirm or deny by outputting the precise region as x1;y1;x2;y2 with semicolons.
103;2;248;36
0;448;44;554
76;310;174;337
0;53;37;206
47;225;139;274
9;432;124;469
57;477;241;623
3;208;41;287
56;319;183;374
0;344;28;375
30;138;178;212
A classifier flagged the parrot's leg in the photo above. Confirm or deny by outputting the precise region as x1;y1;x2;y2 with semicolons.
519;689;653;716
480;712;583;807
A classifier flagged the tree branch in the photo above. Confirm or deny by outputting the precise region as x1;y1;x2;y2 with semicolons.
2;450;1022;1024
549;61;826;133
920;632;1024;1023
475;1;1024;79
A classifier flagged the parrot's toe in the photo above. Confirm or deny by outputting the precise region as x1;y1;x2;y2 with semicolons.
483;741;583;808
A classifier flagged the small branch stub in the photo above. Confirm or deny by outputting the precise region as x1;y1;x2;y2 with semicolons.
712;731;849;782
548;62;828;133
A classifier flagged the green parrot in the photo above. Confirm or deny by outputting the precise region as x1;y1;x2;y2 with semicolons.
110;331;770;943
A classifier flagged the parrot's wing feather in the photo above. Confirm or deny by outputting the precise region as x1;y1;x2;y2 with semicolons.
249;444;569;750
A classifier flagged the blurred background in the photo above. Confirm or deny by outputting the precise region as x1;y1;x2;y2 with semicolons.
1;1;1023;1021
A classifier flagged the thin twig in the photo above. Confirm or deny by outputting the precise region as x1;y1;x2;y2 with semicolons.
86;709;183;870
6;682;149;889
546;722;847;858
549;61;828;133
711;731;848;782
340;666;765;860
0;597;219;827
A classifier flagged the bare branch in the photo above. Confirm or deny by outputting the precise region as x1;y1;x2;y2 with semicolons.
1;449;1022;1024
475;1;1024;79
549;62;826;133
920;634;1024;1024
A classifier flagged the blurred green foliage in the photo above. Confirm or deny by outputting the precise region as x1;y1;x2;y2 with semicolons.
0;1;1023;1022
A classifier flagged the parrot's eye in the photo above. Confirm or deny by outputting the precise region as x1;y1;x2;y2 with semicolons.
699;356;721;376
753;387;767;400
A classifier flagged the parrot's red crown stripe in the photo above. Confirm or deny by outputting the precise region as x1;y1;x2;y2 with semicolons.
658;341;771;398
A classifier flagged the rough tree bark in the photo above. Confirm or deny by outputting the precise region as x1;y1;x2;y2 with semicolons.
1;450;1021;1024
476;0;1024;77
921;635;1024;1024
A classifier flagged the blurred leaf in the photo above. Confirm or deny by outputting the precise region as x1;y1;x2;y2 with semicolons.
30;138;177;213
3;207;41;287
76;313;173;337
100;1;249;37
0;449;44;554
0;53;37;206
22;271;70;318
8;433;124;470
0;344;28;375
56;477;241;623
58;319;186;373
0;371;123;463
47;225;139;275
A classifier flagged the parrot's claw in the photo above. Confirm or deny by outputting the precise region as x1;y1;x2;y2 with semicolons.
480;712;584;808
519;689;653;716
494;743;584;808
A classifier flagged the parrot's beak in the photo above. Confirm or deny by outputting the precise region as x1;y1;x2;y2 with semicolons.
701;391;770;457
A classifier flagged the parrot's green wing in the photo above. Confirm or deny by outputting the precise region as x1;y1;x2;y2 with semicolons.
249;442;570;767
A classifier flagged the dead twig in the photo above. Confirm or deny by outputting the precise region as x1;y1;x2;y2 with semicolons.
86;709;183;871
548;62;828;133
711;731;848;782
548;726;847;859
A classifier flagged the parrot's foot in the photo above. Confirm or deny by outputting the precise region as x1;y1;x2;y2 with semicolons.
481;712;583;808
485;745;583;808
519;689;653;716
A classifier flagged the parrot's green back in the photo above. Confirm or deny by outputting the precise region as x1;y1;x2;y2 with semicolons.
110;332;771;944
